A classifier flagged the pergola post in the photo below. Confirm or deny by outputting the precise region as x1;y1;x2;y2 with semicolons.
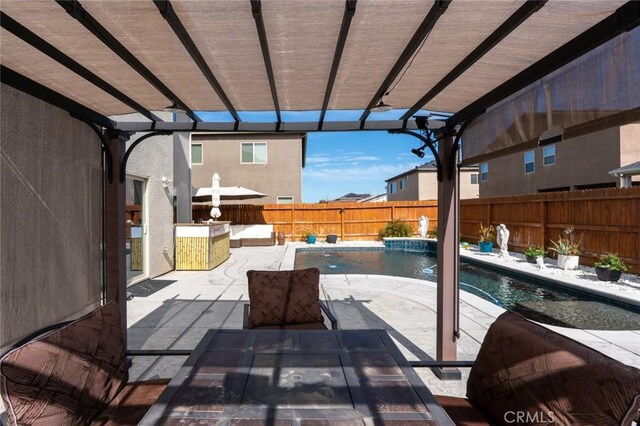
105;132;129;341
435;134;461;380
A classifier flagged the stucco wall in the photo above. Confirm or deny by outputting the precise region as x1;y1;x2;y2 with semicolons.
479;127;622;197
1;84;102;348
386;168;479;201
619;123;640;184
114;113;177;281
191;134;303;204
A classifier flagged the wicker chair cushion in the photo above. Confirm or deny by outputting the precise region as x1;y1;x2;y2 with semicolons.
247;268;323;328
0;302;127;425
467;311;640;425
90;379;170;426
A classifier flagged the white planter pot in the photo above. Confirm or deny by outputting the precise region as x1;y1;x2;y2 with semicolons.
557;254;579;270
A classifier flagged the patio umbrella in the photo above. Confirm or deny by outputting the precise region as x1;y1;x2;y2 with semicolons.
210;173;221;220
191;186;267;203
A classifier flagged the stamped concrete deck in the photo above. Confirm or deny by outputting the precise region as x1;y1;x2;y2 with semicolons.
126;243;640;397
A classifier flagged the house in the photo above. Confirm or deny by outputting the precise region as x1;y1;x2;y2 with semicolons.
330;193;371;203
609;161;640;188
357;193;387;203
191;133;306;205
478;123;640;197
385;162;480;201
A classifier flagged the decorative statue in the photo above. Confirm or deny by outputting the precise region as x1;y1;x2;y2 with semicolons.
496;224;510;258
418;216;428;238
536;256;547;270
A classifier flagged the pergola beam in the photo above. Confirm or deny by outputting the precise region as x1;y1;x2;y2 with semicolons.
55;0;201;122
358;0;450;126
400;0;547;121
113;118;446;133
0;65;115;129
0;12;161;122
448;0;640;127
318;0;357;131
251;0;281;127
154;0;241;124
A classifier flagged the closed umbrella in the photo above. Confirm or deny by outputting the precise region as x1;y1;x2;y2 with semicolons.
210;173;221;220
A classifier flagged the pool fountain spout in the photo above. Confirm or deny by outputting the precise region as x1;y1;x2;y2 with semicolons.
536;256;547;270
418;216;428;238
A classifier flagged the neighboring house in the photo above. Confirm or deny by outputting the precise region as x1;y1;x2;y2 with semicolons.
330;193;371;203
609;161;640;188
479;123;640;197
386;161;480;201
357;193;387;203
191;133;306;204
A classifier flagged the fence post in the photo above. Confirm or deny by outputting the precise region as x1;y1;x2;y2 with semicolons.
541;200;547;248
487;202;492;228
391;205;395;221
291;203;295;240
340;208;345;241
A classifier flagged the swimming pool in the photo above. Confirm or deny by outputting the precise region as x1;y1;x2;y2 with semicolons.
294;248;640;330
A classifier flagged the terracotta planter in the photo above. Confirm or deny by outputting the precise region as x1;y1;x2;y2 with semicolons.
595;266;622;282
478;241;494;253
276;232;285;245
557;254;579;270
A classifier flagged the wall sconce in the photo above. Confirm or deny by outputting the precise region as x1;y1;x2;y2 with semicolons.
161;176;172;188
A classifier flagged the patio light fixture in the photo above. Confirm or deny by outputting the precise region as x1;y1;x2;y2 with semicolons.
411;147;426;158
164;102;186;113
370;98;393;113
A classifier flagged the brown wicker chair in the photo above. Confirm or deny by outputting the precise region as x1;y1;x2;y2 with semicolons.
244;268;338;330
0;302;169;426
434;311;640;426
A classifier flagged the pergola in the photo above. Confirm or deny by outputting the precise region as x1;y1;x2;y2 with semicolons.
2;0;639;376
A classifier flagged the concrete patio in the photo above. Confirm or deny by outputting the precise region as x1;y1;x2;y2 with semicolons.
126;244;640;397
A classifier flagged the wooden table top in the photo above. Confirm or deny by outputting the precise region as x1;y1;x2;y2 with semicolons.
140;329;454;425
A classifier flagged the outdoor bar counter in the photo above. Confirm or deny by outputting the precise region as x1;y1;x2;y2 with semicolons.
175;222;231;270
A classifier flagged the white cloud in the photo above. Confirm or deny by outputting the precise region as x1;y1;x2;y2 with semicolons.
304;162;417;182
306;155;332;164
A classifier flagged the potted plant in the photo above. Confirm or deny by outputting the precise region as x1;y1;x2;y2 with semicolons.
524;245;546;264
548;227;580;270
300;228;317;244
478;223;495;253
594;253;628;282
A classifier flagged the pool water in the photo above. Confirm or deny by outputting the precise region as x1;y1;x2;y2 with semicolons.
294;249;640;330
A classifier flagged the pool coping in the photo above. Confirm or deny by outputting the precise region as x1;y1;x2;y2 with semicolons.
283;240;640;309
459;250;640;309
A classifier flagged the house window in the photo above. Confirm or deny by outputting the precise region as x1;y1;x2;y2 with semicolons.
543;145;556;165
480;163;488;182
388;182;397;194
524;151;535;174
400;179;405;190
241;142;267;164
471;174;478;184
191;143;203;165
277;196;293;204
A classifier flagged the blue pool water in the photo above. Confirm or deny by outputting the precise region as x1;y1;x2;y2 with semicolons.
294;249;640;330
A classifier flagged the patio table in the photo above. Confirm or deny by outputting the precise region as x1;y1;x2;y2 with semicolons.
139;329;454;425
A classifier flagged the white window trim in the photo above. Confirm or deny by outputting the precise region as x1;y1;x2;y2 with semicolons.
277;196;294;204
543;145;556;166
240;142;268;164
524;151;535;174
191;143;203;165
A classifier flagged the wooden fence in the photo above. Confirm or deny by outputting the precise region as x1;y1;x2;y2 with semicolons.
460;187;640;273
193;201;438;241
193;187;640;273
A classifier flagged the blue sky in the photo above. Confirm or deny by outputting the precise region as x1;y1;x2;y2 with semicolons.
303;131;433;202
198;109;442;203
